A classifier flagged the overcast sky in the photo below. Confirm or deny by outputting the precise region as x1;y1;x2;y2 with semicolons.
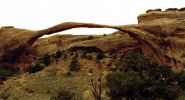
0;0;185;35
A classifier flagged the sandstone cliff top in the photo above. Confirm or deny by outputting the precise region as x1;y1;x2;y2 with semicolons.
138;7;185;23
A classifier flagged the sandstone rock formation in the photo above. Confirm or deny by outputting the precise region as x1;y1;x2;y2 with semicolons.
1;8;185;100
1;7;185;71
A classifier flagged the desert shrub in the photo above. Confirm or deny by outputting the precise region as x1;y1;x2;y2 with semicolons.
30;63;45;73
0;68;14;77
87;36;94;40
30;50;67;73
106;71;144;100
103;34;107;36
51;88;75;100
117;51;150;71
53;50;63;59
29;58;48;73
53;51;61;59
176;71;185;90
96;52;105;60
69;57;80;72
90;77;102;100
29;54;53;73
29;50;67;73
40;54;52;66
0;68;14;84
106;51;185;100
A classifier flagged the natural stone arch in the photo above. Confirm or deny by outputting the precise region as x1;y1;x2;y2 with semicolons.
0;21;183;71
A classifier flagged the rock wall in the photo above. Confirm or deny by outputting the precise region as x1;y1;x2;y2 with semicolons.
138;7;185;23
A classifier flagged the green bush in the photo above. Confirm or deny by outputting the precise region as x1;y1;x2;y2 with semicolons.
106;71;144;100
117;51;150;71
106;51;185;100
29;54;53;73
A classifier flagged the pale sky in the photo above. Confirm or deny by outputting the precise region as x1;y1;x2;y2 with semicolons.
0;0;185;35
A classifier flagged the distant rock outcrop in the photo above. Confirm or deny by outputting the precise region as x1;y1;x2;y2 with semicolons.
138;7;185;23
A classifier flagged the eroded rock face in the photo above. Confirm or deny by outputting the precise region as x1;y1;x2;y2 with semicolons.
0;27;38;70
138;8;185;24
136;8;185;69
